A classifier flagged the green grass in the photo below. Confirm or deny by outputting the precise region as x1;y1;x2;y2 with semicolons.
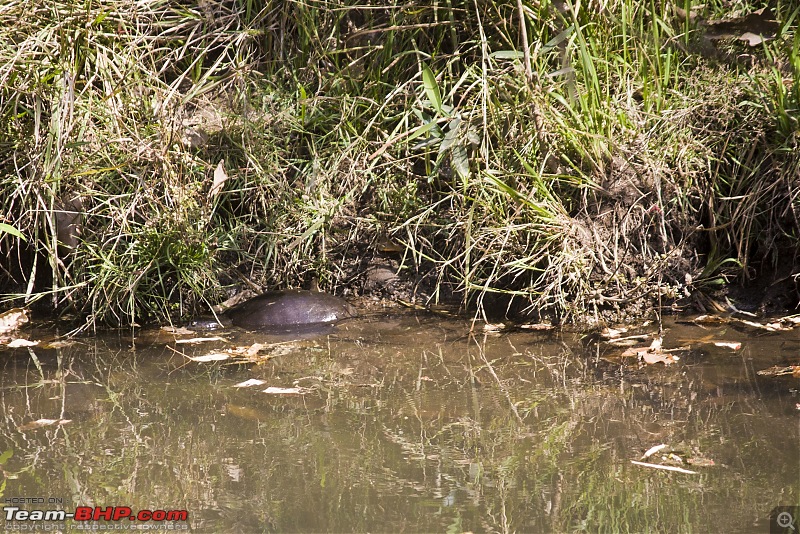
0;0;797;329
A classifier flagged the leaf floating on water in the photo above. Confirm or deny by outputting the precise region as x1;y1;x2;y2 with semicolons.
0;308;28;334
619;336;680;365
735;319;791;332
619;345;650;359
642;444;668;460
5;338;38;348
631;460;697;475
518;322;555;331
642;351;679;365
608;338;644;347
41;339;75;349
757;365;800;378
233;379;267;388
262;386;308;395
187;352;230;362
600;327;628;339
686;457;716;467
245;343;265;357
176;336;226;344
692;314;728;325
649;337;663;351
17;419;72;431
161;326;194;335
713;341;742;350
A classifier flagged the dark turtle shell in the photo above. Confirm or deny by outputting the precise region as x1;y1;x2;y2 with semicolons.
226;289;355;329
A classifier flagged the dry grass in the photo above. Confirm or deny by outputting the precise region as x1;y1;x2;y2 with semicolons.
0;0;797;330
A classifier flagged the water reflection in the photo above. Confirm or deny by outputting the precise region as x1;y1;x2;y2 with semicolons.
0;315;797;532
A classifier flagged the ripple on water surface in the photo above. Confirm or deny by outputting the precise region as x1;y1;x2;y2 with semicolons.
0;314;797;532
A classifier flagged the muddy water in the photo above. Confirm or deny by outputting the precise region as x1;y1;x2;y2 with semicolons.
0;313;797;532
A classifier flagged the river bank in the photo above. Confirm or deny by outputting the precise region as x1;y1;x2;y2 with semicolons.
0;1;797;331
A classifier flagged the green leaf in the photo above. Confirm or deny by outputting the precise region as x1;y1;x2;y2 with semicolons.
451;145;470;181
438;116;461;156
0;223;25;242
422;65;445;116
490;50;525;59
0;449;12;464
407;119;440;143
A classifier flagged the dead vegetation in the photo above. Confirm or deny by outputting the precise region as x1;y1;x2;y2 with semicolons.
0;1;797;330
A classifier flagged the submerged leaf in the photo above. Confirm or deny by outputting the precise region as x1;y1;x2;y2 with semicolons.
17;419;72;431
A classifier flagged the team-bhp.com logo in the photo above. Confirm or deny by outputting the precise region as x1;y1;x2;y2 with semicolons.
4;506;188;522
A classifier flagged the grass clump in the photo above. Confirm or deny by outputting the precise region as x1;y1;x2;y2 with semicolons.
0;0;798;330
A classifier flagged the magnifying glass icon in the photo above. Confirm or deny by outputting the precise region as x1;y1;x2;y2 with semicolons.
778;511;796;530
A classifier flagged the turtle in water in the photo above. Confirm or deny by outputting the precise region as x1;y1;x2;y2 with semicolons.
191;289;355;331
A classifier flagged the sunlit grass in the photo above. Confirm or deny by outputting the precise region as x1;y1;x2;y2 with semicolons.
0;0;797;328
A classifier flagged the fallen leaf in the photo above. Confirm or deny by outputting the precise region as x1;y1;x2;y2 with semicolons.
210;159;228;197
736;319;788;332
713;341;742;350
642;351;679;365
187;352;230;362
642;444;668;459
739;32;766;46
600;327;627;339
161;326;194;335
692;314;728;325
756;365;800;377
176;336;226;344
667;452;684;464
6;338;38;348
245;343;264;357
234;379;267;388
518;322;555;331
0;308;28;334
620;345;650;359
607;338;643;347
686;457;716;467
631;460;697;474
649;336;663;351
262;386;308;395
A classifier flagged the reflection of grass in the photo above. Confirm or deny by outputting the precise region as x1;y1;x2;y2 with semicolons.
0;332;796;530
